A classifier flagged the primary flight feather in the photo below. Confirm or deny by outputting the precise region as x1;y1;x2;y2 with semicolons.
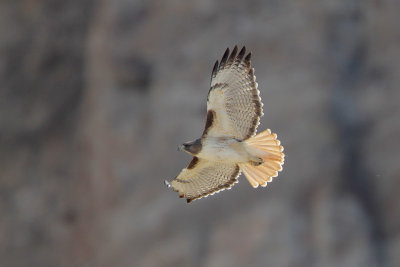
165;46;285;203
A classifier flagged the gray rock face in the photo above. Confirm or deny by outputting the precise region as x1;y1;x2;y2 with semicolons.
0;1;399;266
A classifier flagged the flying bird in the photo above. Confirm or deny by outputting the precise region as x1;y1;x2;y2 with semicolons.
165;46;284;203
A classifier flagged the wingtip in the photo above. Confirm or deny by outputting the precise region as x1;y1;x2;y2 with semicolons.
212;60;219;76
224;47;230;55
238;46;246;60
220;47;230;66
245;52;252;62
228;46;238;63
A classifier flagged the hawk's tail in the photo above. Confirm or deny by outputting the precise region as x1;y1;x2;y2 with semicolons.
239;129;285;188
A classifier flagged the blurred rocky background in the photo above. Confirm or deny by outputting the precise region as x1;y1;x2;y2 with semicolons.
0;0;399;266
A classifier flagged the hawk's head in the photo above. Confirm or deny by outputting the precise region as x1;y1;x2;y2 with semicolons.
179;138;202;155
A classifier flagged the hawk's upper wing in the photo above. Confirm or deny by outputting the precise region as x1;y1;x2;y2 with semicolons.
203;46;263;140
166;157;240;203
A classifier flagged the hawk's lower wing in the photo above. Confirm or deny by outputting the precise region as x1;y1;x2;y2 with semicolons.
165;157;241;203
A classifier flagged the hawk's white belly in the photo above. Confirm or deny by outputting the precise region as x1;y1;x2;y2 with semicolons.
197;137;250;163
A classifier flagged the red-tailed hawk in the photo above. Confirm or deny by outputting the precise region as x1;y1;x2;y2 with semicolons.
165;46;284;203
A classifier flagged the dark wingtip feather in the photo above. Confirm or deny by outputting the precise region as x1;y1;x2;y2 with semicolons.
237;46;246;61
244;52;252;68
233;45;238;53
245;52;252;63
212;60;219;77
228;46;238;64
220;48;230;68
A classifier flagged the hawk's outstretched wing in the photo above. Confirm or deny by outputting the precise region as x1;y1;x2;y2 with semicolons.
166;157;240;203
203;46;263;140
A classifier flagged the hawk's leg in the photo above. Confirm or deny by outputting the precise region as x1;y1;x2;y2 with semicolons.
249;157;264;166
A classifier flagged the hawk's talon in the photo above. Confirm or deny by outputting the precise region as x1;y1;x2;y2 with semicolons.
250;157;264;166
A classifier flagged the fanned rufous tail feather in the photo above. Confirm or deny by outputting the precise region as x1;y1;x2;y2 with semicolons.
239;129;285;188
